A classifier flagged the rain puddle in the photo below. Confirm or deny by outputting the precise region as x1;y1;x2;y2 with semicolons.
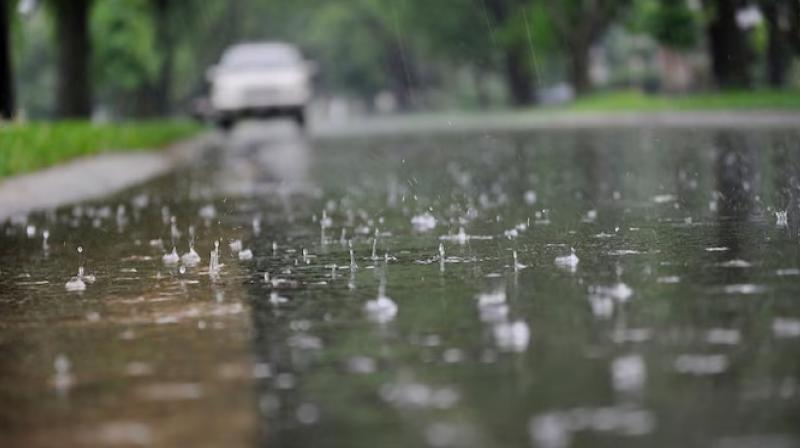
2;123;800;447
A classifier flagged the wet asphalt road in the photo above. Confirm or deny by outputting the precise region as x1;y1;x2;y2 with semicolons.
2;119;800;447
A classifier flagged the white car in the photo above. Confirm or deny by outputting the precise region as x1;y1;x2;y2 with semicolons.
208;42;313;129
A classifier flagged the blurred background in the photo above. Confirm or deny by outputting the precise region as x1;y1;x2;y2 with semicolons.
1;0;799;121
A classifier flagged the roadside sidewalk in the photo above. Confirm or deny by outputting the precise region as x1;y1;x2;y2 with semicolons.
0;133;215;222
311;110;800;139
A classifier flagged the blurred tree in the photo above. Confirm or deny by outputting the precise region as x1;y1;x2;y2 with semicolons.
91;0;158;116
484;0;538;105
544;0;631;95
143;0;219;114
635;0;700;50
150;0;172;115
759;0;798;87
0;0;13;119
295;0;423;109
50;0;92;118
702;0;752;89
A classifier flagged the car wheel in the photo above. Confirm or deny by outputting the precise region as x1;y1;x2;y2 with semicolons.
217;116;235;132
292;109;306;129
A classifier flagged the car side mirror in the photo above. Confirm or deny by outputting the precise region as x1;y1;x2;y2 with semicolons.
205;65;218;82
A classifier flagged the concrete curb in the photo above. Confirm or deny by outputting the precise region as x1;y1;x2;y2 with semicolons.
311;111;800;139
0;132;216;222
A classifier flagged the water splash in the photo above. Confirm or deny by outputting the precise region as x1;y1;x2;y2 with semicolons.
411;212;437;232
349;240;358;272
364;281;397;323
371;228;379;260
320;210;332;229
513;250;527;272
51;354;74;393
64;275;86;292
162;247;180;265
775;210;788;227
209;240;221;275
269;292;289;305
229;239;243;253
180;226;201;267
611;355;646;393
65;246;93;291
238;248;254;260
493;320;530;352
554;247;579;271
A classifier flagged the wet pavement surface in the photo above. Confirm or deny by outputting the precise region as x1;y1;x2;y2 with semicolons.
2;121;800;447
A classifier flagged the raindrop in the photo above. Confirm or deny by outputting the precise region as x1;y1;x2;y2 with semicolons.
51;354;74;393
252;216;262;235
296;403;320;425
524;190;538;205
269;292;289;305
347;356;376;374
170;216;180;242
611;355;646;392
674;354;728;375
349;240;358;272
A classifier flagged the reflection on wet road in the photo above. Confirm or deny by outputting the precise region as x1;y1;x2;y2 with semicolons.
2;121;800;447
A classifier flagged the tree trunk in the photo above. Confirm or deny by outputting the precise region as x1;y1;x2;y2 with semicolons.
385;40;416;110
569;41;591;96
706;0;751;89
762;0;792;87
484;0;536;106
152;0;172;115
504;42;534;106
54;0;92;118
0;0;14;120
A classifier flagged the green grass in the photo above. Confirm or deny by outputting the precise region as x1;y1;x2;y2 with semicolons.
566;89;800;112
0;120;202;177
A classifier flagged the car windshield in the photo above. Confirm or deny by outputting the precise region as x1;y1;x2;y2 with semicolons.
220;45;300;70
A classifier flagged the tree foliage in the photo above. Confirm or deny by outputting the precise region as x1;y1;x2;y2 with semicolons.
6;0;800;118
